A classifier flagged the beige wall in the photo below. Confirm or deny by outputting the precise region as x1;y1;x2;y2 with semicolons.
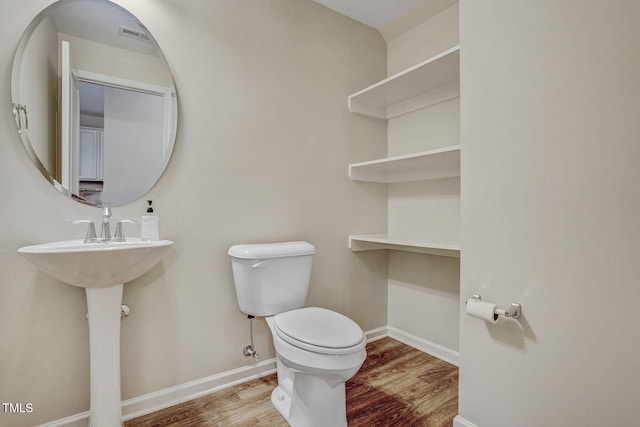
459;0;640;426
386;2;459;75
384;3;461;356
0;1;387;425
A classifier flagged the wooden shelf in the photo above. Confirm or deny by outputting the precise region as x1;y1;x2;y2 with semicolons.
349;145;460;183
348;46;460;119
349;234;460;258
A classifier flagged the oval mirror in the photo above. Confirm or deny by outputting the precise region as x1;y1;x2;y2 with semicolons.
11;0;177;207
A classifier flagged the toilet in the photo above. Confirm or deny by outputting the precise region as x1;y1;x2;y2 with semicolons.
228;241;366;427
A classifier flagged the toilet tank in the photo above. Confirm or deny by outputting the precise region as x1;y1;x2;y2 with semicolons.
228;241;316;317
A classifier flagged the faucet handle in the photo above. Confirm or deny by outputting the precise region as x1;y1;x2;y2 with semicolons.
71;220;99;243
113;219;137;242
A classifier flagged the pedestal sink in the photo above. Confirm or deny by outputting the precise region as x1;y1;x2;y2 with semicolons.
18;238;173;427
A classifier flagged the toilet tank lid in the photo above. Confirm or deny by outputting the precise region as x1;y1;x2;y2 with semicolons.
228;241;316;259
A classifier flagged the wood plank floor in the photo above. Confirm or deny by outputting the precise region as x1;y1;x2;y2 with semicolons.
125;337;458;427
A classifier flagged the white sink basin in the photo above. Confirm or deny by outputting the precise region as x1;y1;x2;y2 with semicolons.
18;238;173;288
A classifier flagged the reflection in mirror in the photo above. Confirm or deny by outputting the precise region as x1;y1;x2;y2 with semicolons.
11;0;177;207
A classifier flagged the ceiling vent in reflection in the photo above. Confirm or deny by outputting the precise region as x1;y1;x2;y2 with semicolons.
118;26;151;43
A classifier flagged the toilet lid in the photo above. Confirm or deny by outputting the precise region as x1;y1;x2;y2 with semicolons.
274;307;365;353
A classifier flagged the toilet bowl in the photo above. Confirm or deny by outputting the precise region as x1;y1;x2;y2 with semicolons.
266;307;366;427
228;241;366;427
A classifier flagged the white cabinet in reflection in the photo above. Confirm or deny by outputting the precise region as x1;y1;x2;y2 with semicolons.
79;127;104;181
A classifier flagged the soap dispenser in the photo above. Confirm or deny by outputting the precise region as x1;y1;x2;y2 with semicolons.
141;200;160;241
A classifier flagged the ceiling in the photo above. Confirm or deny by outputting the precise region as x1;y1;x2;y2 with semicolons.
312;0;424;29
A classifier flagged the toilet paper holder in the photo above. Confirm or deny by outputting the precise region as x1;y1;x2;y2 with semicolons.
469;294;522;319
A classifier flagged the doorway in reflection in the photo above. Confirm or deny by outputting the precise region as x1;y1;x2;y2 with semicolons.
77;81;164;206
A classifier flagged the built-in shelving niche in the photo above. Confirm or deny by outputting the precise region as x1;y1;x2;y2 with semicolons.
347;45;461;258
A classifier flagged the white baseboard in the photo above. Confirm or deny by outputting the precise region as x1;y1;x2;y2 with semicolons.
364;325;388;342
36;326;390;427
387;326;460;367
454;415;478;427
122;357;277;421
123;326;386;419
35;412;88;427
35;358;277;427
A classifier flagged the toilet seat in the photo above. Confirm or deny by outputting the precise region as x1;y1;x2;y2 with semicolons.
273;307;365;356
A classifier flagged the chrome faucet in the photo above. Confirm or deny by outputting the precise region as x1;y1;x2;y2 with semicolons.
72;207;136;243
100;207;112;241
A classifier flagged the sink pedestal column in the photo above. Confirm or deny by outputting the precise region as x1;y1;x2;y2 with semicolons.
86;284;124;427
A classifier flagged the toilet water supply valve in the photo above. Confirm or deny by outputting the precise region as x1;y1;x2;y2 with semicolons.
243;315;260;361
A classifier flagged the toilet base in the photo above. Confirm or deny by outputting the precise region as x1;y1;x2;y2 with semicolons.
271;382;292;421
271;370;347;427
